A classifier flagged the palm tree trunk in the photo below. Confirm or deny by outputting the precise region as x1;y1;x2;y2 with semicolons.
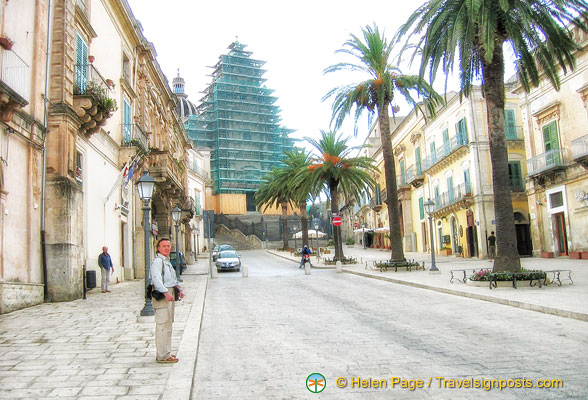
300;201;309;247
379;105;405;262
281;202;289;249
482;43;521;272
329;180;345;260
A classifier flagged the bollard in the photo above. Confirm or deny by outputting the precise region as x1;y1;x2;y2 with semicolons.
211;263;218;279
304;262;311;275
336;260;342;273
241;263;248;278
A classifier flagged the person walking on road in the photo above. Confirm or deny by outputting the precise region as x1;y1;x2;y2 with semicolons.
488;232;496;262
98;246;114;293
151;238;184;363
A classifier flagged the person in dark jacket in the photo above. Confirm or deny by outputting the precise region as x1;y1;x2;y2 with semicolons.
98;246;114;293
488;232;496;262
300;245;312;268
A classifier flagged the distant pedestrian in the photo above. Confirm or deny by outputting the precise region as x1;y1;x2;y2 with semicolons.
300;245;312;268
98;246;114;293
151;238;184;363
488;232;496;262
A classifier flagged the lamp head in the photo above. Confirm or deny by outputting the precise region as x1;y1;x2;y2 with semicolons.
136;171;155;201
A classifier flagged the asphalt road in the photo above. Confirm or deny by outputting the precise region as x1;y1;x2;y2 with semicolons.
192;250;588;399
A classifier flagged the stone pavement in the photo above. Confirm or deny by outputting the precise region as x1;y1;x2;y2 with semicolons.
267;247;588;321
0;262;209;400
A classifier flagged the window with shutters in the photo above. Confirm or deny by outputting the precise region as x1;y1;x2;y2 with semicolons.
508;161;524;192
75;33;88;94
505;109;517;139
419;197;425;220
415;147;422;175
456;118;468;144
542;120;561;165
123;98;131;143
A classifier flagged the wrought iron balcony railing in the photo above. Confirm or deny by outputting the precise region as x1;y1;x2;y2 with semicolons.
527;149;568;177
1;48;30;101
434;182;472;210
191;161;210;180
121;123;149;152
422;134;468;171
571;134;588;161
510;176;525;193
74;63;111;100
405;163;424;184
506;126;525;141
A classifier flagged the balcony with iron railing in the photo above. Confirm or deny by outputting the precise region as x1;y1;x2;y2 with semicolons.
510;176;525;193
434;182;472;214
571;135;588;167
0;47;30;102
122;123;149;153
405;163;424;187
423;135;469;172
73;63;115;135
527;149;569;177
506;126;525;141
191;161;210;180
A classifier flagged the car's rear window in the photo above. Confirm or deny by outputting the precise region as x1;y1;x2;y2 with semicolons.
218;251;237;259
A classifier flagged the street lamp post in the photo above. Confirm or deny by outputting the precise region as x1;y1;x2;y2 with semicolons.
293;225;298;252
171;206;182;281
424;199;440;273
195;227;200;257
136;171;155;316
314;222;320;257
362;223;366;249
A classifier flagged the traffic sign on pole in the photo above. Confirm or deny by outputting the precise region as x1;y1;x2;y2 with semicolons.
333;216;342;226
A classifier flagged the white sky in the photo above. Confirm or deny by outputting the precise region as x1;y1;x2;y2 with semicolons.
126;0;439;149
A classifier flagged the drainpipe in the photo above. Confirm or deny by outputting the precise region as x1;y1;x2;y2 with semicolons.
41;0;53;302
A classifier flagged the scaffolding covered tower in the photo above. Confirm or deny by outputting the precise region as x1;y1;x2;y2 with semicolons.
186;41;295;211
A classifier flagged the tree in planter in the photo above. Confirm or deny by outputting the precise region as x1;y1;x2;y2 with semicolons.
297;130;376;261
324;24;443;263
397;0;588;272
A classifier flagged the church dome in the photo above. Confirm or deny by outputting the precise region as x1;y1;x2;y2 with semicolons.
172;69;197;121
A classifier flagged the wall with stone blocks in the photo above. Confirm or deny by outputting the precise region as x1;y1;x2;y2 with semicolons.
0;282;44;314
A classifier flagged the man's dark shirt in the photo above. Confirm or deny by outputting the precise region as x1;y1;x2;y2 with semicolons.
488;236;496;246
98;253;113;270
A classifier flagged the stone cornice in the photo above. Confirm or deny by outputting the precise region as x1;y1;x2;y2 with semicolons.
532;101;560;126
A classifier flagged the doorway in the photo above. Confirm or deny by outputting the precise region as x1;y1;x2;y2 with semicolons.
466;226;477;258
553;212;568;255
450;216;459;253
246;192;256;212
421;222;428;252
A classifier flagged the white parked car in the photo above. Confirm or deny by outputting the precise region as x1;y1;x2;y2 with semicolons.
215;250;241;272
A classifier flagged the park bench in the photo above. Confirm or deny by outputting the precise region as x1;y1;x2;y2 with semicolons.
544;270;573;286
449;268;480;284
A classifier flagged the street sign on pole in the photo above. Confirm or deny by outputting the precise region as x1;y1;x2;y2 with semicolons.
333;216;342;226
203;210;215;239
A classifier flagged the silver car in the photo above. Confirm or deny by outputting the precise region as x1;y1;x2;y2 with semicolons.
215;250;241;271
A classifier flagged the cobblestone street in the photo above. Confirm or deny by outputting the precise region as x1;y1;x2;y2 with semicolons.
193;251;588;399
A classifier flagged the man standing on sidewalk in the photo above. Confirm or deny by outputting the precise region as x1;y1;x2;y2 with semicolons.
488;232;496;262
98;246;114;293
151;238;184;363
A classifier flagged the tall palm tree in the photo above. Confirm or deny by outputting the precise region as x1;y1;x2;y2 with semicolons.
280;149;319;248
300;130;376;261
255;167;293;249
397;0;588;272
324;24;443;262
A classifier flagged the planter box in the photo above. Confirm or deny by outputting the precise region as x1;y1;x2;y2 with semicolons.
467;278;550;288
569;251;581;259
581;251;588;260
440;248;452;256
541;250;554;258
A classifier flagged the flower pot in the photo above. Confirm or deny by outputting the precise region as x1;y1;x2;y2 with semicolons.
440;248;452;256
581;251;588;260
541;250;554;258
0;37;13;50
88;55;95;63
569;251;581;259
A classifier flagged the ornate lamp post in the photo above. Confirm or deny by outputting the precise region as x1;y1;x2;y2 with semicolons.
314;222;320;257
171;205;182;281
293;225;298;252
136;171;155;316
195;226;200;257
424;199;440;273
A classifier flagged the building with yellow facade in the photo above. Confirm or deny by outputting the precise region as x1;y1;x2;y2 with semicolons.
355;87;532;259
513;25;588;258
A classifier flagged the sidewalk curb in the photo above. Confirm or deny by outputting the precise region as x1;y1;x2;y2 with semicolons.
343;269;588;322
162;275;208;400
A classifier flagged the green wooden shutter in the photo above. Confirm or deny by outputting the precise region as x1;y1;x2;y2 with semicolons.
75;33;88;93
400;160;406;184
505;109;517;139
447;176;454;202
415;147;422;175
419;197;424;220
456;118;468;144
542;121;559;151
508;161;523;191
463;169;471;194
430;141;436;162
442;128;449;154
123;99;131;143
434;186;440;207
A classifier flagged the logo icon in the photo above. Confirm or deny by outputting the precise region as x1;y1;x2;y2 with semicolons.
306;373;326;393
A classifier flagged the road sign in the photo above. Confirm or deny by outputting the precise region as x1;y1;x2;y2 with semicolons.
354;222;358;229
333;216;342;226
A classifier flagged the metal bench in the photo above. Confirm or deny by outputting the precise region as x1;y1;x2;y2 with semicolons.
544;270;573;286
488;271;548;289
449;268;480;284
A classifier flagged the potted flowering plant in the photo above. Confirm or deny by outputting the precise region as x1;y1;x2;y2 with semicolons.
0;36;14;50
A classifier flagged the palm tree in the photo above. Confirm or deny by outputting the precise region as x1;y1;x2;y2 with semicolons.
280;149;319;248
255;167;293;249
324;24;443;262
300;130;376;261
397;0;588;272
